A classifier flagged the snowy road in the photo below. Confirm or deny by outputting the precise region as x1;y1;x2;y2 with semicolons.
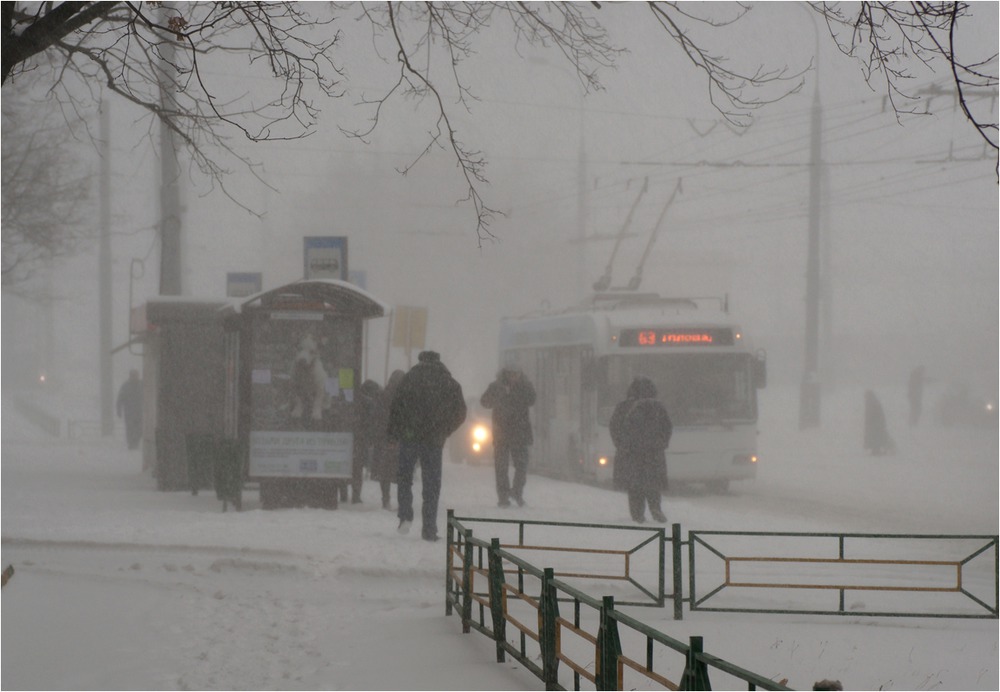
3;384;997;690
2;538;526;690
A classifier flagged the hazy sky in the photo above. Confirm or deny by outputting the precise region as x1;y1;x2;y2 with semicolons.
5;2;997;400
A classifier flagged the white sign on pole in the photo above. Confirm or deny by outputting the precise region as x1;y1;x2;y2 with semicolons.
303;236;348;280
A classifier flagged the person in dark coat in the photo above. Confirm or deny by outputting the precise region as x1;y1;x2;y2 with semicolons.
372;370;404;510
609;377;672;523
351;379;383;504
481;367;536;507
864;389;894;455
116;369;143;450
387;352;466;541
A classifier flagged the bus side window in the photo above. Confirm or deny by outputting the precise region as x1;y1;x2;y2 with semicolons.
582;357;601;391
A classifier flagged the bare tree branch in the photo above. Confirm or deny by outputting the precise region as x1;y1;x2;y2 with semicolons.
646;2;807;126
2;93;93;287
811;1;998;151
2;0;992;278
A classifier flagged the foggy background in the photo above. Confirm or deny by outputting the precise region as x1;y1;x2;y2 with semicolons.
3;2;997;413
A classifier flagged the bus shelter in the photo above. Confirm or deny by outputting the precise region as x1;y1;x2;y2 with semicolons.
225;279;388;509
131;298;234;492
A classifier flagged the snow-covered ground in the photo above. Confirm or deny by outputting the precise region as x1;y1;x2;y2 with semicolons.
2;383;997;690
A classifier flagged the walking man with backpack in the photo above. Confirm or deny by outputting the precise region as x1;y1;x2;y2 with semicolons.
387;351;466;541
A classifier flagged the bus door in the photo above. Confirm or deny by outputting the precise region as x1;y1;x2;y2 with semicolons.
552;346;584;477
579;346;596;464
532;349;557;474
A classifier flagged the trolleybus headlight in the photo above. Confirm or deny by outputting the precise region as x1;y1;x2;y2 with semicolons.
732;454;758;465
472;423;490;452
598;456;609;466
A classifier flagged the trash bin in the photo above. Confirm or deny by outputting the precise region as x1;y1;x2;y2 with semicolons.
185;433;216;496
213;438;243;511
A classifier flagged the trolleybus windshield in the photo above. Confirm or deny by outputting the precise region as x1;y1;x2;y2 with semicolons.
601;353;756;426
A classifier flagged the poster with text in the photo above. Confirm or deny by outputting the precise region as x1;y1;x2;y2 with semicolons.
248;311;360;478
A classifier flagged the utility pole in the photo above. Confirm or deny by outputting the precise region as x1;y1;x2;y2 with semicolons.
158;5;182;295
820;154;834;392
799;21;823;430
99;105;114;436
576;93;587;304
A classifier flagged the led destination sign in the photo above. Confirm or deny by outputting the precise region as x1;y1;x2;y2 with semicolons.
618;327;735;347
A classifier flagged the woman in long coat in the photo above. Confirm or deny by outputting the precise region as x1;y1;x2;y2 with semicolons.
864;389;894;455
352;379;383;503
371;370;405;509
609;377;672;523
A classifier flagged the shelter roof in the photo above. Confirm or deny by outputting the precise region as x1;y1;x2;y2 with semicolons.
140;298;235;326
237;279;388;319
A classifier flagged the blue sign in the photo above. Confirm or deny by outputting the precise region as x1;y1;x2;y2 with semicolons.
226;272;263;297
304;236;348;281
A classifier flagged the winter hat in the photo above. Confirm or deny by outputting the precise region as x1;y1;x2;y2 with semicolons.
418;350;441;363
626;376;657;399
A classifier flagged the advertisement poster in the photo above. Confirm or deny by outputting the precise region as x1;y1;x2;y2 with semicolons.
249;430;352;476
248;312;359;478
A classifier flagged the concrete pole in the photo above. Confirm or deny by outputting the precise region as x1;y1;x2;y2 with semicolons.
799;15;823;430
158;6;182;296
821;148;834;391
576;96;588;304
99;105;114;436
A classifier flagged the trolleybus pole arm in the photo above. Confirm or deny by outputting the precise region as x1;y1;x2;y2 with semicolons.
625;178;682;291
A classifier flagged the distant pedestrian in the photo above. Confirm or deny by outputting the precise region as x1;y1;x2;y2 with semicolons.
609;377;672;523
116;369;143;450
372;370;405;510
908;365;926;426
481;367;536;507
351;379;383;504
864;389;894;455
387;352;466;541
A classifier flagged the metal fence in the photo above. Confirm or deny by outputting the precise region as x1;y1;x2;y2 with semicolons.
689;531;999;619
446;512;791;691
445;513;998;691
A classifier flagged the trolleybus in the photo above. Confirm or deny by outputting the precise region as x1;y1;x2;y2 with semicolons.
498;293;766;492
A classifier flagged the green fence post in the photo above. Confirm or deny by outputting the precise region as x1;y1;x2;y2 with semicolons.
688;530;697;613
672;522;683;620
597;595;622;691
489;538;507;663
680;635;712;690
446;509;455;616
462;528;474;634
540;567;561;690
